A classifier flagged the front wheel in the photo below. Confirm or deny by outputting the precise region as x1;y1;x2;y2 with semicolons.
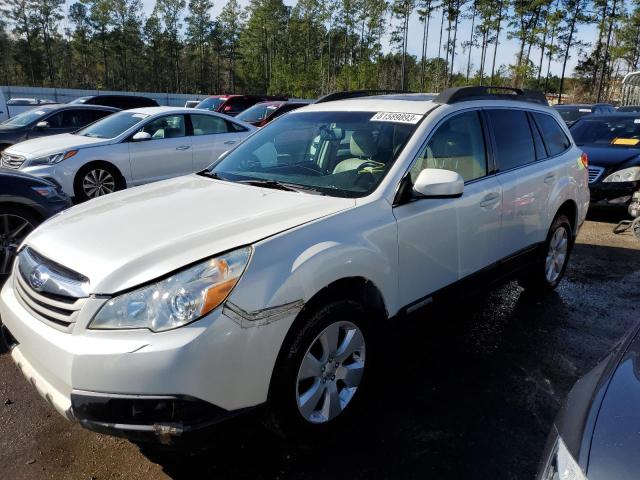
519;214;573;292
0;205;39;284
74;164;123;202
266;300;373;438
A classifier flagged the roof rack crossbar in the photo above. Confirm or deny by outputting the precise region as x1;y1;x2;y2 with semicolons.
315;90;414;104
433;86;548;106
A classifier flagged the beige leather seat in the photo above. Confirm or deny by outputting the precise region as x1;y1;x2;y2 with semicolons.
415;129;485;182
333;130;378;174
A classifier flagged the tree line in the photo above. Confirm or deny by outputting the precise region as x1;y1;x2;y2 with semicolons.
0;0;638;102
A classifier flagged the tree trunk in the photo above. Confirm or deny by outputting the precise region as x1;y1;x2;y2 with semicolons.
490;0;503;84
466;1;477;82
596;0;617;102
558;1;581;104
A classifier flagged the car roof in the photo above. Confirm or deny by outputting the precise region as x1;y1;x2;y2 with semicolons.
124;106;197;115
574;112;640;121
30;104;118;112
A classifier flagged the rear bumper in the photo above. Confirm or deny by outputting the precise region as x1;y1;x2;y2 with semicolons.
590;180;640;206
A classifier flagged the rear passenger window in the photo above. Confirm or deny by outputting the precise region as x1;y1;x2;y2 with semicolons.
488;110;536;171
534;113;571;156
411;110;487;183
191;114;229;135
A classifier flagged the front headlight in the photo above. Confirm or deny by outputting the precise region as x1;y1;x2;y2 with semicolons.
29;150;78;166
603;166;640;182
541;437;587;480
90;247;251;332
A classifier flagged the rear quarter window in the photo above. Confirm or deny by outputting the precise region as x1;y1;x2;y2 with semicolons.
534;113;571;156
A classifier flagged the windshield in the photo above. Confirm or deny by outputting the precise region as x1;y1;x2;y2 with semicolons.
571;117;640;147
555;107;592;123
236;103;279;123
196;97;225;111
209;111;420;198
0;108;51;128
75;111;149;138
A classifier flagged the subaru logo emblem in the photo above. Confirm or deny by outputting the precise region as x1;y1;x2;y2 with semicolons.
29;266;49;291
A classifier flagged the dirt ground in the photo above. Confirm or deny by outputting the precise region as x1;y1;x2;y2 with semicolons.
1;210;639;480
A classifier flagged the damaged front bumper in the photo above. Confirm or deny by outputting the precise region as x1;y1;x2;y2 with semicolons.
0;278;303;443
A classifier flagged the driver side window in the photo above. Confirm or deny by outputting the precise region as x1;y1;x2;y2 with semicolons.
142;115;186;140
410;110;487;183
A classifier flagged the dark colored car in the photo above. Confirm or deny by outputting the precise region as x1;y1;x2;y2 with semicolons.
0;104;119;152
195;94;287;116
0;169;72;284
618;105;640;112
235;100;309;127
70;95;159;110
537;321;640;480
570;113;640;208
555;103;616;126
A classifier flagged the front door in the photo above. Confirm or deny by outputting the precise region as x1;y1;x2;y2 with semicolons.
129;114;193;185
393;110;503;306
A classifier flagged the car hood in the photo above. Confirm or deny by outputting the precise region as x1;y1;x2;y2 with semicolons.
23;175;355;294
580;145;640;169
5;133;110;158
586;330;640;480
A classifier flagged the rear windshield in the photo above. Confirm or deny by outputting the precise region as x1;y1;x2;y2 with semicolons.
555;107;592;123
571;117;640;147
196;98;225;111
210;110;421;198
75;111;149;138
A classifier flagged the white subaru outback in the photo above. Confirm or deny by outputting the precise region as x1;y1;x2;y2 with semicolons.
0;87;589;442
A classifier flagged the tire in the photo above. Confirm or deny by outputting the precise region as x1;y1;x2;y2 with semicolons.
266;299;374;439
0;205;40;285
74;163;124;202
519;214;573;292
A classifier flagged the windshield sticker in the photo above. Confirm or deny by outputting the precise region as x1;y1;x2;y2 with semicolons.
611;138;640;146
370;112;422;124
132;113;149;119
33;110;46;115
634;119;640;124
578;108;592;113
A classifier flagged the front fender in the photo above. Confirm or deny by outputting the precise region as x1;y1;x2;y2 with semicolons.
226;199;399;320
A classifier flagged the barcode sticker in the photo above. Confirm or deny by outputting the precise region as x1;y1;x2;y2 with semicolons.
370;112;422;124
578;108;592;113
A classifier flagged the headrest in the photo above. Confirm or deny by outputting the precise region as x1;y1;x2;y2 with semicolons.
431;130;470;158
350;130;377;158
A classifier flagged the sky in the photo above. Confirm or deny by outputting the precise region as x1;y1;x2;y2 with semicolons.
60;0;597;78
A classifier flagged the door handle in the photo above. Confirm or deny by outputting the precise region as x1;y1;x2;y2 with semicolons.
480;192;500;208
223;140;237;145
175;145;191;151
544;174;556;184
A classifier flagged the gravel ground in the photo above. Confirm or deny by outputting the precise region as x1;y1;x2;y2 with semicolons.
1;210;639;480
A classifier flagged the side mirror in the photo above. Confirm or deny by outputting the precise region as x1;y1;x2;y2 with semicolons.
132;131;152;142
413;168;464;198
35;121;49;130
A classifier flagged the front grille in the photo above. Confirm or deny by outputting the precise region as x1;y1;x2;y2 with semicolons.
1;152;25;169
14;248;89;332
588;166;605;183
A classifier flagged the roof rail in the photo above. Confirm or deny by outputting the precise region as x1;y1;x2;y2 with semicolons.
433;86;548;106
315;90;413;104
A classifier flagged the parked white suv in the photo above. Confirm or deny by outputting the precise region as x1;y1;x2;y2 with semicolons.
0;87;589;442
1;106;256;201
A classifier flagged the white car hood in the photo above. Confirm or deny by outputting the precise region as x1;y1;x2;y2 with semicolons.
24;175;355;294
7;133;110;158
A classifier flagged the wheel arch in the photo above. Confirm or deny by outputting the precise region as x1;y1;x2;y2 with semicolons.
555;199;578;238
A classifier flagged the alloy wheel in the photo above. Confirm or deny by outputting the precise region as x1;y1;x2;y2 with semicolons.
296;321;366;424
82;169;116;198
0;214;35;275
545;226;568;283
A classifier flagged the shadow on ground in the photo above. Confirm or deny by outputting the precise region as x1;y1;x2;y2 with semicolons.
139;241;640;480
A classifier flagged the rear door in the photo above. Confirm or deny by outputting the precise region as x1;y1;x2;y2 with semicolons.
128;114;193;184
487;108;561;256
189;114;250;170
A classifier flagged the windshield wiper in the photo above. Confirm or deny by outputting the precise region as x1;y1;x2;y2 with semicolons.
199;170;228;180
237;179;303;192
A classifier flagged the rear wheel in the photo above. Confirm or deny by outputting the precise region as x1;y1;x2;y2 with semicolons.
266;300;373;438
519;214;572;292
0;205;39;284
74;163;123;202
